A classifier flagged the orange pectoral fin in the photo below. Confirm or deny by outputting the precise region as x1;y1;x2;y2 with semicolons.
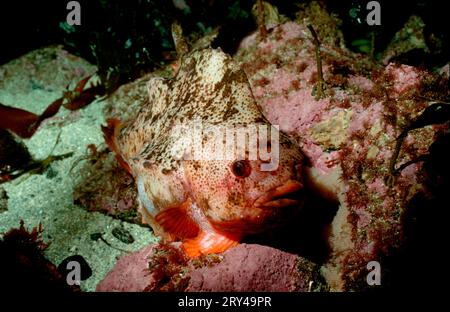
182;231;240;258
155;200;200;239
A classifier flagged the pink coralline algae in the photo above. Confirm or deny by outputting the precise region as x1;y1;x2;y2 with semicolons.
235;20;448;290
96;243;317;292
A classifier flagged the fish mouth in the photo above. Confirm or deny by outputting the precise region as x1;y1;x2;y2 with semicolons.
254;179;304;209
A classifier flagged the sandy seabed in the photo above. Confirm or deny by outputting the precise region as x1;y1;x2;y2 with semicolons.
0;46;157;291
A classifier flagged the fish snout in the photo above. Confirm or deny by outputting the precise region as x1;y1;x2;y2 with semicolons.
253;179;304;209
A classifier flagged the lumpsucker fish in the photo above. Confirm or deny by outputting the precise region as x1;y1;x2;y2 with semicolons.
103;45;305;258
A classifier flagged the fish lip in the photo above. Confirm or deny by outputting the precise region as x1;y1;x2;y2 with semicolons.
254;179;304;209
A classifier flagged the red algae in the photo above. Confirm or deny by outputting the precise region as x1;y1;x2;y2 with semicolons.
235;17;448;290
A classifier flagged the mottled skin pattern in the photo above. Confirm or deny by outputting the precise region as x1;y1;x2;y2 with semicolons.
113;48;304;253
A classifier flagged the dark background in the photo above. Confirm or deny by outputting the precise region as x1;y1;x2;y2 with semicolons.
0;0;448;78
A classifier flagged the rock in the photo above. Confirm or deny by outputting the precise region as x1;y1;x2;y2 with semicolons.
310;110;352;150
96;244;157;292
73;150;141;224
235;19;448;290
382;15;429;65
112;226;135;244
186;244;316;292
0;45;96;99
96;243;318;292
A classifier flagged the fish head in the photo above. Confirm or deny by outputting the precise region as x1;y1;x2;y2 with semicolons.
183;125;305;236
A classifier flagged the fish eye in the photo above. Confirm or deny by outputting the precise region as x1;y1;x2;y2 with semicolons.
231;160;251;178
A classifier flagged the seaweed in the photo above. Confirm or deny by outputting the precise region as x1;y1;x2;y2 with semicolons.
146;244;190;292
0;129;73;184
256;0;268;40
61;75;106;111
0;100;64;139
0;221;79;292
307;24;327;100
0;74;104;140
90;232;132;253
387;102;450;186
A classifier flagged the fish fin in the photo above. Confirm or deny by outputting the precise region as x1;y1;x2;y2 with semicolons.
182;230;240;258
155;200;199;239
101;118;132;174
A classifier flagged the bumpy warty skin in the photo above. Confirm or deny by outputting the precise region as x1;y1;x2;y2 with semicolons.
117;49;265;169
113;48;305;240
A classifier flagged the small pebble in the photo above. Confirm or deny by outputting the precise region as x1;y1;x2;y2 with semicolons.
112;226;135;244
